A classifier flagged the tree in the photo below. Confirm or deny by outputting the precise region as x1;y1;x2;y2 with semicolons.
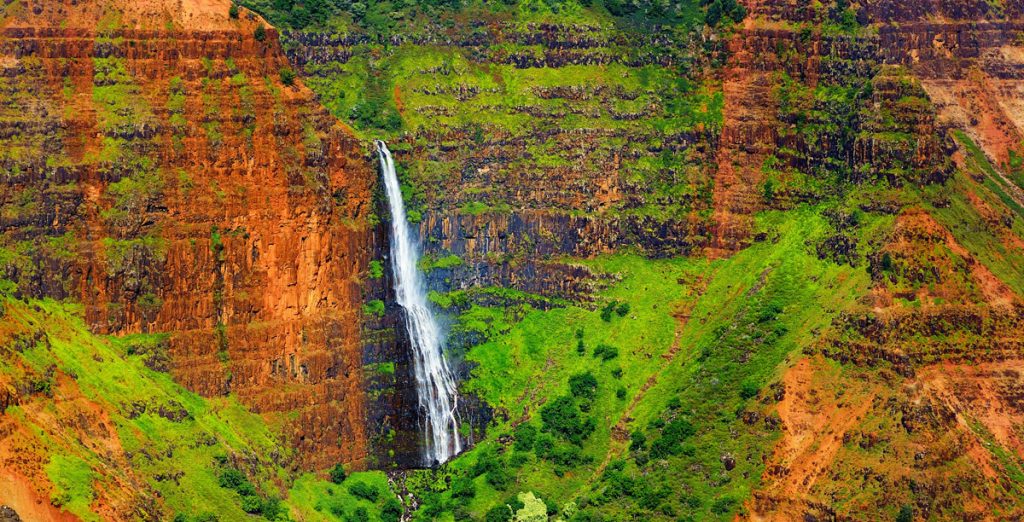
451;476;476;499
279;68;296;86
568;372;599;403
514;423;538;452
739;380;759;400
629;430;647;451
348;481;379;502
706;0;723;26
240;495;262;514
615;302;630;317
228;4;239;18
593;344;619;361
381;498;402;522
329;463;346;484
254;25;267;42
896;505;914;522
540;396;594;445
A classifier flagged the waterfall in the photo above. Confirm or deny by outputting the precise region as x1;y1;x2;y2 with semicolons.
375;141;462;466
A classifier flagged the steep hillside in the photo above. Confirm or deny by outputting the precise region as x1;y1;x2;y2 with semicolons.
256;0;1024;520
0;0;388;518
1;0;1024;520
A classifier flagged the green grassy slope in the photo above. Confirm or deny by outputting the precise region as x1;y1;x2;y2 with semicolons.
0;295;369;521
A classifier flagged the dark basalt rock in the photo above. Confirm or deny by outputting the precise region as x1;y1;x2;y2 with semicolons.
0;506;21;522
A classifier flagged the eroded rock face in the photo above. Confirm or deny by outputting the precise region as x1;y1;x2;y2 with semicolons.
285;21;722;280
0;0;375;469
0;505;20;522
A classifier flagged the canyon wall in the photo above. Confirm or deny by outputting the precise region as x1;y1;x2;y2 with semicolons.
0;0;376;469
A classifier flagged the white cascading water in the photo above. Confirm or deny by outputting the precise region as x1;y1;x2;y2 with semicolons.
375;141;462;466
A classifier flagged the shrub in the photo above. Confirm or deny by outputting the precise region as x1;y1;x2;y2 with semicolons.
739;380;759;400
508;451;530;467
487;467;513;490
616;387;627;400
896;506;914;522
535;493;558;516
254;25;266;41
534;433;555;458
548;443;591;468
600;301;617;322
485;505;513;522
228;4;239;18
629;430;646;451
568;372;598;403
881;252;894;272
514;423;537;452
593;344;619;361
329;463;346;484
451;476;476;499
710;496;737;515
368;260;384;279
241;495;262;514
472;447;501;476
706;0;723;26
541;396;594;445
663;418;695;440
762;179;775;201
218;468;247;489
362;299;386;317
348;481;379;502
381;498;402;522
650;437;681;459
615;302;630;317
350;507;369;521
279;68;296;86
260;497;282;520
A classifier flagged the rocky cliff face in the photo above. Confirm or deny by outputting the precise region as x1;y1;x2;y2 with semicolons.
2;0;1024;518
0;0;375;470
714;1;1024;519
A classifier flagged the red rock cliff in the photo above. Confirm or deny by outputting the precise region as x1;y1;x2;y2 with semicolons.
0;0;375;469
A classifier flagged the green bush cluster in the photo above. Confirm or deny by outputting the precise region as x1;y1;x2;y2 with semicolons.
279;68;296;86
216;468;283;519
329;464;346;484
347;481;380;502
568;371;599;410
540;396;595;445
599;300;630;322
472;447;514;491
702;0;746;27
592;343;619;361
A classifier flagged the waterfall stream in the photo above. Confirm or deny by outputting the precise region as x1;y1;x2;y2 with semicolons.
375;141;462;466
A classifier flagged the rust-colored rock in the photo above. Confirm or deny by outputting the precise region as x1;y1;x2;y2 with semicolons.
0;0;375;469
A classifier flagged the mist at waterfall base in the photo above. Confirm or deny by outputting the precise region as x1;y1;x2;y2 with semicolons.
375;141;463;466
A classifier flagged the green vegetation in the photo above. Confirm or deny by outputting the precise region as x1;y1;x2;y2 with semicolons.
418;253;462;272
363;299;387;317
5;1;1024;520
368;259;385;279
0;297;366;520
280;67;297;86
378;206;879;520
